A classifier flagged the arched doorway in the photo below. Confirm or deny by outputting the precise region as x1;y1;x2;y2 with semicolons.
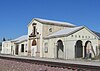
84;41;95;58
75;40;83;58
31;39;37;56
57;40;64;59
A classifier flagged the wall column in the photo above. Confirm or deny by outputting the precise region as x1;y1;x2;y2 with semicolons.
36;38;40;57
28;38;31;56
54;43;57;59
83;46;85;58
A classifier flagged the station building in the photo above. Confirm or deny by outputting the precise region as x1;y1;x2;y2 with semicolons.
1;35;28;56
1;18;100;59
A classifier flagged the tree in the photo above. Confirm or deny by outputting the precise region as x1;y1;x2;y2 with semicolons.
3;37;6;41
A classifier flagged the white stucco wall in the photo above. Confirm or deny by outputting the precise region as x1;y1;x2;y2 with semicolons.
28;20;43;36
28;20;43;57
1;41;12;54
18;41;28;56
66;28;98;58
43;37;66;59
43;27;99;59
30;39;37;57
28;20;71;57
43;38;55;58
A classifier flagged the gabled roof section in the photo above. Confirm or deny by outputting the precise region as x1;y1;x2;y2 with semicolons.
44;26;84;38
92;31;100;39
28;18;76;27
11;35;28;43
44;26;99;39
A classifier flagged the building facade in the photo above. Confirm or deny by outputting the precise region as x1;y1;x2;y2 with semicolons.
27;18;75;57
43;27;99;59
1;18;100;59
27;18;100;59
1;35;28;56
1;41;13;54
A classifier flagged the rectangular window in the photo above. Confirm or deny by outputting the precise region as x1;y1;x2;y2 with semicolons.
11;46;13;52
25;44;27;52
33;26;36;35
44;43;48;53
71;35;73;37
21;44;24;52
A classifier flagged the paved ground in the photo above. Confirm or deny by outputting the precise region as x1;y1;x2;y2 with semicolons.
0;55;100;67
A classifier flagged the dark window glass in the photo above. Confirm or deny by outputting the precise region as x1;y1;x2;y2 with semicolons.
71;35;73;37
21;44;24;52
33;26;36;35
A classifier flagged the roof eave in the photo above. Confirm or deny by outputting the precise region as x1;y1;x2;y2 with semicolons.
35;19;76;27
27;18;35;27
84;26;100;39
15;40;27;44
27;18;76;27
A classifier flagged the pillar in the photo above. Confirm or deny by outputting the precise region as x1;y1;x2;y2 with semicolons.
28;38;31;56
36;38;40;57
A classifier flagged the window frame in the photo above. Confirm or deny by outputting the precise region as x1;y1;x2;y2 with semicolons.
44;42;48;53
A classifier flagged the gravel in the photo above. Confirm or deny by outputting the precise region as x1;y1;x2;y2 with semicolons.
0;59;72;71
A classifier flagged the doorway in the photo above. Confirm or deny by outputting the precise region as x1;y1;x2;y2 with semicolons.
57;40;64;59
75;40;83;58
84;41;95;58
15;45;19;55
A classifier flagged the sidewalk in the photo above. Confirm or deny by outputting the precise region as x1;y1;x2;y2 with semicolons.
0;54;100;67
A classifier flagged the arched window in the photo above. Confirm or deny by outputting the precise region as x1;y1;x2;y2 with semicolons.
32;39;36;46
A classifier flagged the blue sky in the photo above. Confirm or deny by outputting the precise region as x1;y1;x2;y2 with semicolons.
0;0;100;41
